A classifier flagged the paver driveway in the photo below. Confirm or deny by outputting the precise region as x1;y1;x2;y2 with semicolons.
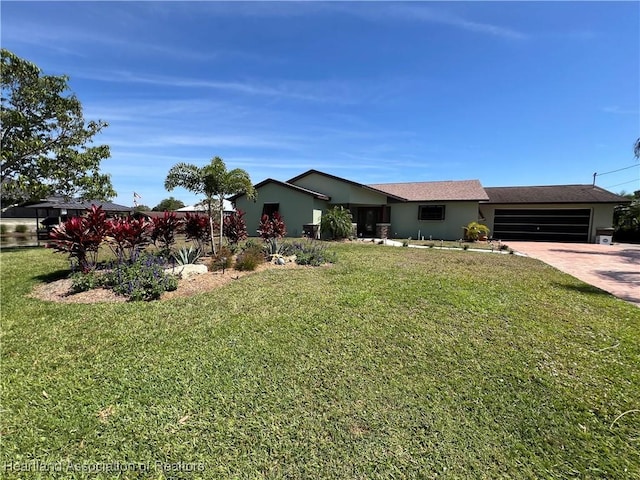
509;242;640;307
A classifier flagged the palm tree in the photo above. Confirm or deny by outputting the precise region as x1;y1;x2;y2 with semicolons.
164;156;256;255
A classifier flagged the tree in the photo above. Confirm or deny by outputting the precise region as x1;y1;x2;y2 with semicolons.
164;156;255;254
1;49;115;202
634;137;640;159
152;196;185;212
132;205;151;213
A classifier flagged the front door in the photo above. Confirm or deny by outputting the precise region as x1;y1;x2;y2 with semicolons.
357;207;380;237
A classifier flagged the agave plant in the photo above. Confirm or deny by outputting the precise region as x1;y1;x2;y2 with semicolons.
171;245;203;265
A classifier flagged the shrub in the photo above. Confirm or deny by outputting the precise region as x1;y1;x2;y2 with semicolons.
320;206;353;240
70;271;103;293
151;211;180;253
235;251;264;271
223;209;248;246
172;245;203;266
258;212;287;255
14;224;28;234
464;221;490;241
278;240;337;266
183;213;211;252
106;216;152;263
0;224;7;235
235;242;265;271
48;205;108;272
210;246;234;271
103;254;178;301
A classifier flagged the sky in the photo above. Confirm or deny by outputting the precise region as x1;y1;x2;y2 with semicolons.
2;1;639;208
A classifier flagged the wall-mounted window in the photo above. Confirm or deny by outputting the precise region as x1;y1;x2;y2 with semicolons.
418;205;445;221
262;203;280;218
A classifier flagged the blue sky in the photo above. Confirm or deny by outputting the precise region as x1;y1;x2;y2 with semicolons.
2;1;639;208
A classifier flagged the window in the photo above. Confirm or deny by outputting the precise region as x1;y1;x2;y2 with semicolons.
418;205;445;221
262;203;280;218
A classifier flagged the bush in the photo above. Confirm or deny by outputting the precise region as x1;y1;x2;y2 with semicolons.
223;209;248;246
258;212;287;255
278;240;337;266
235;243;265;271
0;224;7;235
184;213;211;252
464;221;490;241
151;211;180;253
210;246;234;271
48;205;109;272
103;254;178;301
14;224;28;234
106;215;152;263
70;271;103;293
320;206;353;240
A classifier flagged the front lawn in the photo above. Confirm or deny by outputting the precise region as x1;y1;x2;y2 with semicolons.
1;244;638;479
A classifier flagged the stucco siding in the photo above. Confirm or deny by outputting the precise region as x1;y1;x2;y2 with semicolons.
390;202;480;240
292;173;388;205
235;182;327;237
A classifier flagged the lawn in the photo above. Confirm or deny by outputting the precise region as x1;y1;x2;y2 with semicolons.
1;243;639;479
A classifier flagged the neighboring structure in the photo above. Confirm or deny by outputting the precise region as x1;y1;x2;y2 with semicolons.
26;197;132;239
232;169;630;243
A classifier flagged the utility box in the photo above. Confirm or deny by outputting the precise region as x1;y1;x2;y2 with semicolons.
595;227;614;245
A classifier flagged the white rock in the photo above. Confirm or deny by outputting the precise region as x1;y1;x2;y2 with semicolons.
164;264;208;278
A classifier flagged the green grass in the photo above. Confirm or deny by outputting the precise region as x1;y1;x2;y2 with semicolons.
1;244;639;479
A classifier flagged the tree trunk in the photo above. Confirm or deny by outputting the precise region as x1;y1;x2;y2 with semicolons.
207;200;216;256
219;196;224;254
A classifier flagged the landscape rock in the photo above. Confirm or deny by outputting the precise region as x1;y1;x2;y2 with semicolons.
165;264;208;279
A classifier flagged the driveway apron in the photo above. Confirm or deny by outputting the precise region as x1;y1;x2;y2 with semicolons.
508;242;640;307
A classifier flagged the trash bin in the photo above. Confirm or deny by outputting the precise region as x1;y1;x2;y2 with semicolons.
303;223;320;239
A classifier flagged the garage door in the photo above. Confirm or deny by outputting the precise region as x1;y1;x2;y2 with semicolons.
493;208;591;242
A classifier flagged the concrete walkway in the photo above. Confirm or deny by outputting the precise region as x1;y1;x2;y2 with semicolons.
508;242;640;307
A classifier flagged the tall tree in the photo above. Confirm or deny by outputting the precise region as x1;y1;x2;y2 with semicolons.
152;196;185;212
164;156;255;254
1;49;115;202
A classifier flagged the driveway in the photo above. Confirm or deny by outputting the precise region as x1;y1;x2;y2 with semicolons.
508;242;640;307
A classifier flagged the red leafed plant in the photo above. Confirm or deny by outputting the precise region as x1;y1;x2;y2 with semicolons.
258;212;287;254
47;205;108;272
106;216;152;262
183;213;211;252
223;209;248;247
151;211;180;253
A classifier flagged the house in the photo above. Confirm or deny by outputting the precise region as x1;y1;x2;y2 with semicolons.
232;169;630;243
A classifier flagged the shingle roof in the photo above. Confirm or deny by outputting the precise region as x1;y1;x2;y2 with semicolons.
484;185;631;204
367;180;489;202
26;199;132;211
